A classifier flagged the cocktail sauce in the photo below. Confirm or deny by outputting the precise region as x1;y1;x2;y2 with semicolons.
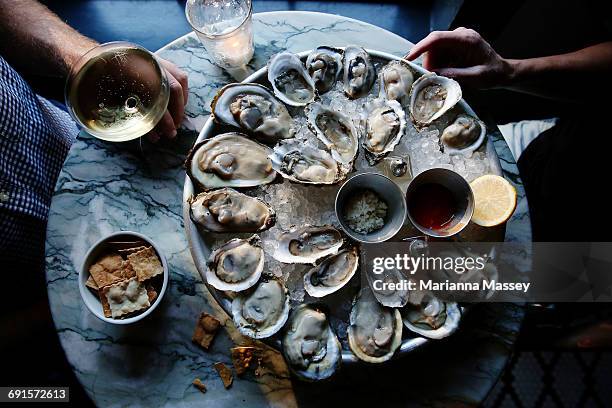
408;183;457;230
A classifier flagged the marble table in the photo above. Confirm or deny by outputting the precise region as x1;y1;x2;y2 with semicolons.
45;11;531;407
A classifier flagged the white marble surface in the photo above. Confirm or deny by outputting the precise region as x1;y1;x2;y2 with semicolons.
45;11;529;407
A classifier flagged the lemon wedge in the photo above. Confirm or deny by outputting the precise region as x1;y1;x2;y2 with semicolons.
469;175;517;227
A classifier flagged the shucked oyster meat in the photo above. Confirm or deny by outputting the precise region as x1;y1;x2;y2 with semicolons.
305;46;343;94
402;295;461;339
348;287;402;363
343;46;376;99
273;225;343;264
378;60;414;106
408;73;462;127
303;247;359;298
282;304;342;381
189;188;275;233
306;102;359;165
268;52;316;107
186;132;276;190
211;83;295;143
231;275;290;339
205;235;264;292
363;99;407;164
441;114;486;153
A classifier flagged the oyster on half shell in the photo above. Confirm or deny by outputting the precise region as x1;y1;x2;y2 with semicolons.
363;100;407;164
378;60;414;106
211;83;295;143
205;235;264;292
306;102;359;165
268;52;316;107
305;46;343;94
408;74;462;127
402;295;461;339
441;114;486;154
303;247;359;298
282;304;342;381
231;275;290;339
185;132;276;190
343;46;376;99
189;188;275;233
273;225;343;264
348;287;403;363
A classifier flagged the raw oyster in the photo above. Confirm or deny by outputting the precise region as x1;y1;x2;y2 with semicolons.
365;266;410;308
306;102;359;165
348;287;402;363
270;140;347;185
343;46;376;99
205;235;264;292
273;225;343;264
186;132;276;190
189;188;275;233
231;275;290;339
378;60;414;106
363;100;407;164
211;83;295;143
441;114;486;154
303;247;359;298
402;295;461;339
282;304;342;381
268;52;316;107
408;73;462;127
305;46;343;94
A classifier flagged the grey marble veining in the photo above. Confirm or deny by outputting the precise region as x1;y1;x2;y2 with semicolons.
45;11;528;408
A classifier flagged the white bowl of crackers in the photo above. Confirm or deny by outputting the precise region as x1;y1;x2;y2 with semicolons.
79;231;168;324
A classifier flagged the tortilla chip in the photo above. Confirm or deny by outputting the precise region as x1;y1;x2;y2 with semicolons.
86;275;99;290
89;262;123;288
192;378;207;394
192;313;221;350
102;277;150;318
231;347;257;376
127;247;163;282
213;362;233;389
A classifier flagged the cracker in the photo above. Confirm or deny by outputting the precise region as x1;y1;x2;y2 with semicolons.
89;262;123;288
146;284;158;303
231;346;257;376
102;277;150;318
86;275;99;290
213;362;233;389
192;313;221;350
118;245;148;255
192;378;207;394
99;289;112;318
98;253;123;272
119;260;136;279
127;247;163;282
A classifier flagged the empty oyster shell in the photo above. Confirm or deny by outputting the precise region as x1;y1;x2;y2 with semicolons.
185;132;277;191
273;225;343;264
402;295;461;339
282;304;342;381
305;46;343;94
268;52;316;107
348;287;403;363
270;139;347;185
205;235;264;292
211;83;295;143
363;99;407;164
378;60;414;106
408;74;462;127
343;46;376;99
231;275;290;339
189;188;275;233
306;102;359;165
303;247;359;298
441;114;486;154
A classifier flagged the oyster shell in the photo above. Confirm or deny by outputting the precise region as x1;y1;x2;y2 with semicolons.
365;266;410;308
378;60;414;106
343;46;376;99
186;132;276;190
348;287;402;363
268;52;316;107
273;225;343;264
282;304;342;381
441;114;486;154
306;102;359;165
303;247;359;298
231;275;290;339
189;188;275;233
205;235;264;292
305;46;343;94
408;74;462;127
402;295;461;339
363;100;407;164
211;83;295;143
270;139;347;185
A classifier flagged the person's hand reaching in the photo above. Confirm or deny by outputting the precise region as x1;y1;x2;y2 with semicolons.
405;27;514;89
147;58;189;143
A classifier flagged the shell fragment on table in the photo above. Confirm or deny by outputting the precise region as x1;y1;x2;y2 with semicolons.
402;296;461;339
303;247;359;298
189;188;275;233
206;235;264;292
363;99;407;164
185;133;277;190
268;52;317;107
408;74;462;127
306;102;359;165
273;225;343;264
211;83;295;143
306;46;344;94
343;46;376;99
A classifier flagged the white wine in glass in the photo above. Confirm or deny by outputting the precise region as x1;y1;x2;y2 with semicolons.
65;42;170;142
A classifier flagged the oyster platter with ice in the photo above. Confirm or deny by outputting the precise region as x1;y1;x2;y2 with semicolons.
183;46;503;381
